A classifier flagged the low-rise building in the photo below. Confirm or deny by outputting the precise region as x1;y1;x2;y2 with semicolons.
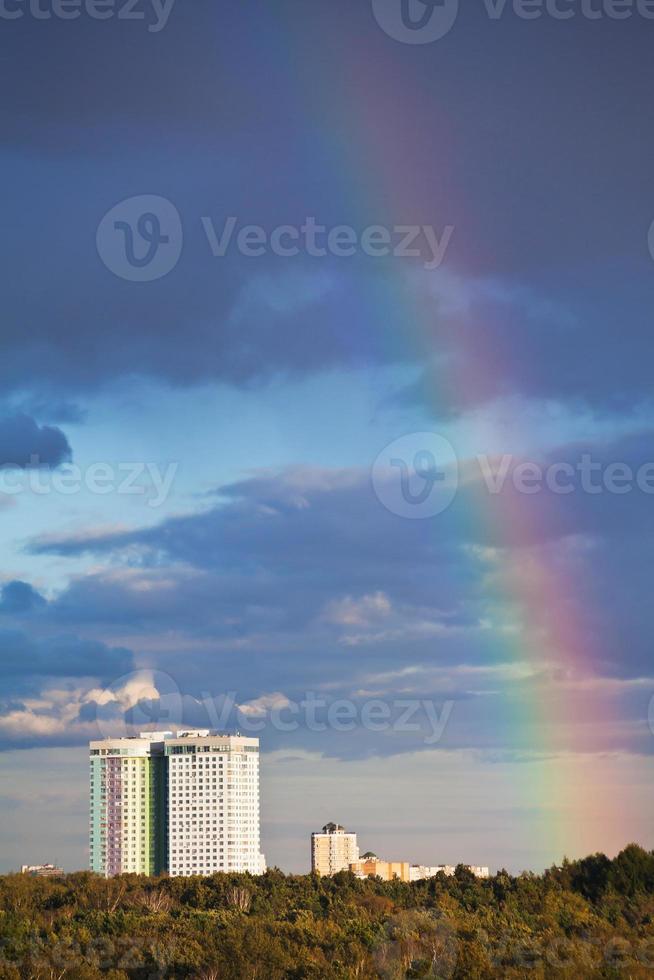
311;822;489;882
21;864;64;877
410;864;490;881
349;852;411;882
410;864;451;881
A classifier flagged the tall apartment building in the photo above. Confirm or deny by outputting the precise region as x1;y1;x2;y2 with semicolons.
89;733;167;876
89;730;265;878
311;822;359;876
166;730;265;877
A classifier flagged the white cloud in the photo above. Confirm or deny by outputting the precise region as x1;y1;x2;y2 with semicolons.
323;591;392;627
0;670;174;743
238;692;292;718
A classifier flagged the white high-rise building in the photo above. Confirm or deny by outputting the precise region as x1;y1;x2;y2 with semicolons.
166;731;266;877
89;730;265;878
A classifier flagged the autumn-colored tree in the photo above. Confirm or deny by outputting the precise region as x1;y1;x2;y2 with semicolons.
0;846;652;978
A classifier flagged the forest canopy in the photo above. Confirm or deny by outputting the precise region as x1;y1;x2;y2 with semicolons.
1;844;653;978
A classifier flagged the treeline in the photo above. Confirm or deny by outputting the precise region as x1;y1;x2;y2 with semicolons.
0;844;653;978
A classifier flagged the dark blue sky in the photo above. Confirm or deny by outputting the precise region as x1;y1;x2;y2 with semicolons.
0;0;653;873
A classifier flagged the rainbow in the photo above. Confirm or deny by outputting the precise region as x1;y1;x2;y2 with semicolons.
259;7;628;864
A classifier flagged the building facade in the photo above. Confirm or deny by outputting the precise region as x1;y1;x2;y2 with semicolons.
409;864;490;881
350;854;411;882
21;864;64;877
311;823;359;876
89;734;167;877
310;824;490;882
410;864;452;881
468;866;490;879
89;730;265;878
166;730;265;877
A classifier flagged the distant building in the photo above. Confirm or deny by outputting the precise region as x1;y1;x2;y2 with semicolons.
350;853;411;882
311;823;359;876
21;864;64;877
409;864;490;881
410;864;450;881
90;730;265;878
311;822;489;881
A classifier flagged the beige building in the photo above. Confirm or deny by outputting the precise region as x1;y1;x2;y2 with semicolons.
311;822;489;883
352;857;490;883
311;822;359;875
349;852;411;882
